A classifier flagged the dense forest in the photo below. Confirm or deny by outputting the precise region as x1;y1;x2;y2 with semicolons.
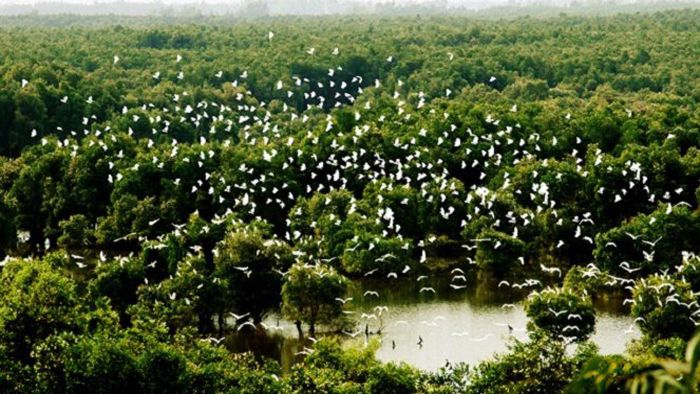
1;9;700;393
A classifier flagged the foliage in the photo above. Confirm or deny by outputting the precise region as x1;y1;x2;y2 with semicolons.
568;332;700;394
475;229;527;276
287;338;429;393
466;330;598;394
0;258;81;363
281;263;348;335
0;9;700;393
525;287;596;342
215;225;294;323
630;275;697;340
89;257;146;325
563;265;609;296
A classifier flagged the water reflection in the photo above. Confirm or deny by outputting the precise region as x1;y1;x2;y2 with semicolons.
226;274;640;372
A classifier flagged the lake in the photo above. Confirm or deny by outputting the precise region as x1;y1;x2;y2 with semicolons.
226;272;639;372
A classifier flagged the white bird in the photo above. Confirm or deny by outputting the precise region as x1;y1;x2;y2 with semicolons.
625;232;643;240
342;329;362;338
205;337;225;345
469;334;494;342
237;321;256;331
540;264;562;277
335;297;353;304
642;236;663;247
229;312;250;320
548;308;568;317
345;243;361;252
364;268;379;277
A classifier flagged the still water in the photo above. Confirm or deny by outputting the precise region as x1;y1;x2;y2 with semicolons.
227;274;639;372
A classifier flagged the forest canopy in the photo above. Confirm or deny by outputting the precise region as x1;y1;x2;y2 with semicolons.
0;9;700;393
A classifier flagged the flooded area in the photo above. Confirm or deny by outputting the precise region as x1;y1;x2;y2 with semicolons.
227;274;640;371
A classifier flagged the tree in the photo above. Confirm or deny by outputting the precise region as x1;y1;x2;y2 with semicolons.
57;214;94;250
0;258;80;363
215;226;294;325
339;229;411;275
129;254;226;334
593;206;700;276
366;363;420;394
562;265;609;298
287;338;427;393
89;257;146;326
475;229;527;276
0;195;16;257
466;330;597;394
569;333;700;394
631;275;697;341
525;287;596;342
281;263;348;337
63;333;142;394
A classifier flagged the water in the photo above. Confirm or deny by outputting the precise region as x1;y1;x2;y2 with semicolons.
226;273;640;372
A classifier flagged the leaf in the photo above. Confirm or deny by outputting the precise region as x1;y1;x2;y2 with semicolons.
659;360;690;377
685;333;700;389
653;374;684;394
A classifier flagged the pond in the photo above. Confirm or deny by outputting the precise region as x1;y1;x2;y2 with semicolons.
226;273;639;372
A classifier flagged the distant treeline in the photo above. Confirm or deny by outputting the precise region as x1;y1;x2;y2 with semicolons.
1;0;700;21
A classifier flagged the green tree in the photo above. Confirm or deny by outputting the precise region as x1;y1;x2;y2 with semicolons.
0;258;80;363
631;275;697;341
0;195;16;256
57;214;94;250
215;226;294;324
89;257;146;326
467;330;598;394
525;287;596;342
281;263;348;337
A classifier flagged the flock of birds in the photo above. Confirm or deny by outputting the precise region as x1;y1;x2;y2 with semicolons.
8;31;699;368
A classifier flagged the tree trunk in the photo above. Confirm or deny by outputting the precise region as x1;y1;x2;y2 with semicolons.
295;320;303;338
309;321;316;337
218;311;225;337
